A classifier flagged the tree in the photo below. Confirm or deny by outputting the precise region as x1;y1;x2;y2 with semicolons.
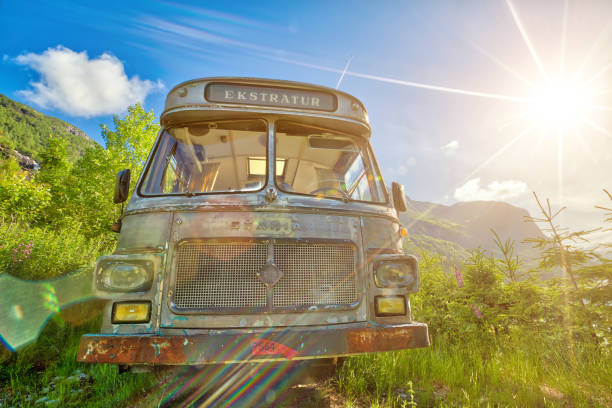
524;192;601;346
36;136;72;222
0;157;50;224
59;104;159;237
491;229;526;282
101;103;159;172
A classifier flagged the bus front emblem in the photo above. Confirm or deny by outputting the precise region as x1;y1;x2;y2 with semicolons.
257;262;283;287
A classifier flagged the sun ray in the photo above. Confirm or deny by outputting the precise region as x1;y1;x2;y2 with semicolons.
584;60;612;85
271;56;529;103
573;127;599;165
559;0;569;76
505;0;549;79
336;55;353;89
581;116;612;140
404;124;538;226
469;42;535;86
573;21;612;80
345;70;530;102
496;111;530;132
556;128;564;211
462;123;537;183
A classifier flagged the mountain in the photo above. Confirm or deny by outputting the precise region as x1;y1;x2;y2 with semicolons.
400;196;546;271
0;94;96;163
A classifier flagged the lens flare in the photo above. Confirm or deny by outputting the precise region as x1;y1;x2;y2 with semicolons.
527;78;596;130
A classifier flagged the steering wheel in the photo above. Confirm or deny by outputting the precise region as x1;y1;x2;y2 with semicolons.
308;187;350;200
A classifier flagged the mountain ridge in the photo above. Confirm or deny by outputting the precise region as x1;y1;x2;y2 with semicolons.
400;195;546;269
0;94;96;163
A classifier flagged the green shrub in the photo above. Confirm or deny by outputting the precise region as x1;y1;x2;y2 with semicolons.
0;222;114;280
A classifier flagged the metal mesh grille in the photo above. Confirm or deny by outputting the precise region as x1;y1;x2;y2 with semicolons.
173;242;267;309
273;243;357;307
172;240;358;311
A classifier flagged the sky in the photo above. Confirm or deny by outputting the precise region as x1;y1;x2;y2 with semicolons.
1;0;611;247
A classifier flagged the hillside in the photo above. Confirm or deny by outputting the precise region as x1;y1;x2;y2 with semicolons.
400;196;546;270
0;94;96;162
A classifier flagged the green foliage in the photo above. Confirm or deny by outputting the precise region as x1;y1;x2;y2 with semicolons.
0;157;51;223
0;103;161;406
0;94;95;162
101;104;158;170
51;104;159;237
0;221;114;280
491;229;526;282
0;103;159;276
340;247;612;407
524;193;609;346
28;103;160;237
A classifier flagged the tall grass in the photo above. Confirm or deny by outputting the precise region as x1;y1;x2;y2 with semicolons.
337;333;611;407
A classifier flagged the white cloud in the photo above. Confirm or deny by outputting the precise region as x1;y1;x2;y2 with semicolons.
454;178;528;202
441;140;459;155
15;46;163;117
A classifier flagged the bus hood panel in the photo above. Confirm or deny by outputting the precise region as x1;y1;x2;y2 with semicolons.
160;211;366;328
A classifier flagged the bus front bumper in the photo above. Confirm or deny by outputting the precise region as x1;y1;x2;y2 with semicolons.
76;322;429;364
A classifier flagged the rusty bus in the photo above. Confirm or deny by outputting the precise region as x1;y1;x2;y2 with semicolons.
76;77;429;368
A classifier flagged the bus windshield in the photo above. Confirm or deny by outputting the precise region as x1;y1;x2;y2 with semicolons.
140;118;386;203
141;119;268;195
275;121;386;203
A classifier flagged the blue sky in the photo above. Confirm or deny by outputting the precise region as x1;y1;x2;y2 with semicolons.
1;0;611;245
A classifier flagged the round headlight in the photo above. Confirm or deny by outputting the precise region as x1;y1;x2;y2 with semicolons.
97;261;153;292
374;260;416;288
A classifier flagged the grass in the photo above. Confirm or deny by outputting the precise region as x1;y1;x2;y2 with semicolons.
1;310;610;407
337;334;611;407
0;305;156;407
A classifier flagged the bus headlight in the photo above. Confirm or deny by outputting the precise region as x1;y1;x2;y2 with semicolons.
96;260;153;292
374;255;419;290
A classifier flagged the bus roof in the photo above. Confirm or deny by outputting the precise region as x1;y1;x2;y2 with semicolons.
162;77;371;138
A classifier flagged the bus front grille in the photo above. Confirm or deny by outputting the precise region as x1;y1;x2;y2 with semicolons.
171;240;358;312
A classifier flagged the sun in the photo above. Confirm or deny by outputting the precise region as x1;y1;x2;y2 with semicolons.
526;77;597;131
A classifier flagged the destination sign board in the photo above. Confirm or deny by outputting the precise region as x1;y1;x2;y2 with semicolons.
205;83;337;111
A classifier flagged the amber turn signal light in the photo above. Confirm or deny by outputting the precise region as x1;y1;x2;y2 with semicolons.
112;302;151;323
375;296;406;316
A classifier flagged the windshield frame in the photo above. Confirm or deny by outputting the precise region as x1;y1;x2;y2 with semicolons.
136;117;390;206
137;118;269;197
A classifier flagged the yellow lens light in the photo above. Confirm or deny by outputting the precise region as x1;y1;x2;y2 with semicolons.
375;296;406;316
112;302;151;323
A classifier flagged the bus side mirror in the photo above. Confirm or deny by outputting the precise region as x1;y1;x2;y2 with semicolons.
113;169;131;204
392;182;407;212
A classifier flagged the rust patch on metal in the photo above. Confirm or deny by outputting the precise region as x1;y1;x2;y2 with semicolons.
77;336;187;364
77;324;429;364
347;327;421;353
